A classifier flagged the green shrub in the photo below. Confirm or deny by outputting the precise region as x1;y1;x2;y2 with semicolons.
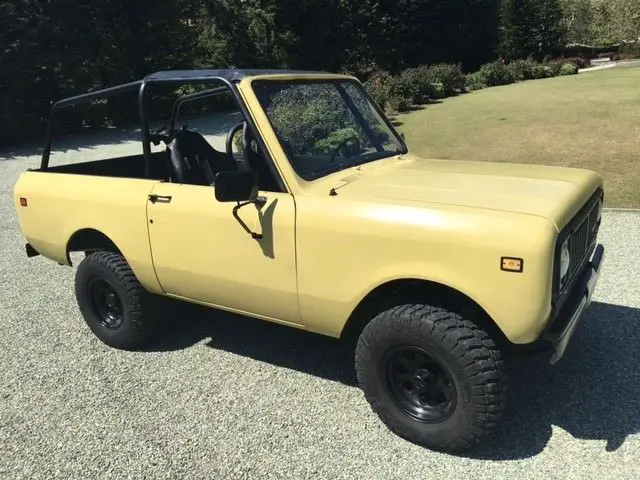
399;66;432;102
542;65;556;77
506;58;540;81
425;63;466;95
476;61;515;86
465;71;488;91
431;82;446;98
387;95;412;114
268;84;354;154
559;62;579;75
396;63;465;102
560;56;591;69
396;70;423;104
620;42;640;58
543;60;563;77
364;70;394;111
612;53;636;61
364;70;413;114
310;127;361;154
530;63;552;79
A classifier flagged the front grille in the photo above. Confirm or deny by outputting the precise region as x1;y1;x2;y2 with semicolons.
569;217;590;277
554;188;603;299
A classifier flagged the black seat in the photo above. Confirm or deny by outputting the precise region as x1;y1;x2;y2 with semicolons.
166;130;237;185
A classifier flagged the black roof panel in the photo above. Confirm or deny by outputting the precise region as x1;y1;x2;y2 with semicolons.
145;69;329;82
50;69;337;109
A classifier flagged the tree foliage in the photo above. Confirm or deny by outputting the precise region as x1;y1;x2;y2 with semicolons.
0;0;506;146
560;0;640;45
499;0;566;60
2;0;638;147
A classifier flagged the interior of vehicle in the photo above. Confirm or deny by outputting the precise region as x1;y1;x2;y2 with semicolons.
44;86;282;192
149;119;280;191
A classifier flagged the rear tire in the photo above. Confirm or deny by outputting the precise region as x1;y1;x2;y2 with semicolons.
75;251;159;350
355;304;507;452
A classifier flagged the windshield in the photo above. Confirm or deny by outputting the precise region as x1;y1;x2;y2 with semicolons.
252;79;407;180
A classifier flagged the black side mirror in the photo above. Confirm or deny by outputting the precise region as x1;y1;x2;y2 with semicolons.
214;170;259;203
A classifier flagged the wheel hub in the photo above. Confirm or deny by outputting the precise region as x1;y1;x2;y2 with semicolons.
90;279;124;330
412;368;433;389
385;347;457;423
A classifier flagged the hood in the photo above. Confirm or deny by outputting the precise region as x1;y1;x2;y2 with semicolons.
316;155;603;230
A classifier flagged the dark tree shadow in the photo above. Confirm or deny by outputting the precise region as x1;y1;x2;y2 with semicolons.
0;142;47;161
148;300;640;459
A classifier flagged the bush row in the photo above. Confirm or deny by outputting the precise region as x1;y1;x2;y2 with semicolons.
364;57;583;115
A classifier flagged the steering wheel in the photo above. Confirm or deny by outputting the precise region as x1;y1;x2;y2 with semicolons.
226;121;248;161
329;136;361;163
149;126;170;146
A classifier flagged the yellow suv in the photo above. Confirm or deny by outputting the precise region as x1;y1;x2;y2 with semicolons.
13;69;605;452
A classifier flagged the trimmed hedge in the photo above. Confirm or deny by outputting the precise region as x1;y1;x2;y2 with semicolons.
562;56;591;69
612;53;637;61
364;70;394;112
559;63;579;76
619;42;640;58
465;71;488;91
363;56;581;115
365;63;466;113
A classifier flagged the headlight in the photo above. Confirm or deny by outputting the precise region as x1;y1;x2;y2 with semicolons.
559;237;571;286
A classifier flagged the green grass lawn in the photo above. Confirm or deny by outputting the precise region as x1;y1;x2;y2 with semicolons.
396;66;640;208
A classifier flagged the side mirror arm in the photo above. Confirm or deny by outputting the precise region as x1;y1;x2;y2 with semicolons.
231;196;267;239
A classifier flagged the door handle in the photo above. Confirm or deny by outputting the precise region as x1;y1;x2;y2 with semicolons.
148;194;172;204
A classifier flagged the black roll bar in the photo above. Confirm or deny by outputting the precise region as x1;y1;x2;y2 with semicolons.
39;74;287;193
169;86;228;132
41;81;143;170
137;77;287;193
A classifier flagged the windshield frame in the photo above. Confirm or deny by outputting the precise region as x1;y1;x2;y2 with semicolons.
250;77;409;181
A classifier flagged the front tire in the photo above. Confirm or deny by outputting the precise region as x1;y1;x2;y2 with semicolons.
75;251;159;350
355;304;507;452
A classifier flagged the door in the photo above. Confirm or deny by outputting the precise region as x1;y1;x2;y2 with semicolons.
146;182;301;326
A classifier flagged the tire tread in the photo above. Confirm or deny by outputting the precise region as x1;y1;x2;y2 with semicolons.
355;303;507;452
75;250;158;350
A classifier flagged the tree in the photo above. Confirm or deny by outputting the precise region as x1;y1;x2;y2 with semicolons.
499;0;566;60
605;0;640;43
560;0;596;44
338;0;501;75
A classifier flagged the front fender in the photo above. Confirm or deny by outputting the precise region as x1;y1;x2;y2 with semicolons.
296;197;557;344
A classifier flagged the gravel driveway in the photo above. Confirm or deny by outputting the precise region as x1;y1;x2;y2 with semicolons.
1;140;639;479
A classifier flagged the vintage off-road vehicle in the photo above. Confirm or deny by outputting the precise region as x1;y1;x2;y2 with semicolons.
13;69;605;452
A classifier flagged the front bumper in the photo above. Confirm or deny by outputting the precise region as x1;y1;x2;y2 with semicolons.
544;243;605;364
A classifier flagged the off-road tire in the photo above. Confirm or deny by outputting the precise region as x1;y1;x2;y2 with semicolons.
75;250;160;350
355;304;507;453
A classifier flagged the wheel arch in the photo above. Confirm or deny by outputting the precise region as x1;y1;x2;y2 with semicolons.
340;278;511;349
66;228;122;265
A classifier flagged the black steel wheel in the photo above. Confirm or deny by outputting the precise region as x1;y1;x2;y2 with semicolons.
89;279;124;329
355;304;507;453
75;250;160;350
385;346;457;423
